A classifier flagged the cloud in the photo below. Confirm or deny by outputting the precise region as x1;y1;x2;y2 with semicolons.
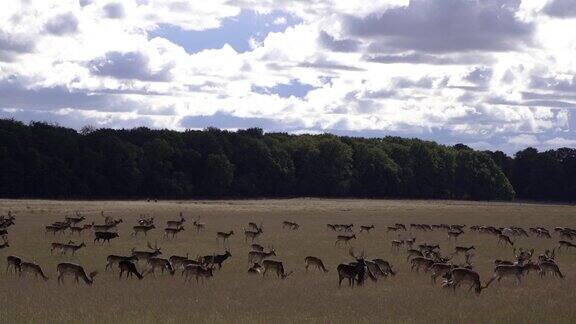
252;79;315;98
0;30;36;61
88;51;173;82
103;2;125;19
44;12;79;36
318;31;359;53
465;67;493;86
344;0;534;53
542;0;576;18
364;53;493;65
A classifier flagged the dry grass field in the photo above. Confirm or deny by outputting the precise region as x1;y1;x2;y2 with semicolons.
0;199;575;324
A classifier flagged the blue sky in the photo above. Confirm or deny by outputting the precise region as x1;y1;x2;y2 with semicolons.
1;0;576;154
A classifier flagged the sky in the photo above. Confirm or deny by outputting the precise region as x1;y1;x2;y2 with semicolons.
1;0;576;154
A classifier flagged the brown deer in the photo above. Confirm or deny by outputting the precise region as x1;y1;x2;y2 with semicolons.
94;231;119;244
131;242;162;262
106;255;138;271
20;262;49;281
443;268;486;295
248;248;276;264
192;217;205;233
118;260;143;280
57;263;98;285
201;250;232;269
262;260;293;279
61;242;86;255
164;226;185;239
251;243;265;252
169;254;190;269
182;264;214;283
337;249;368;287
145;257;175;276
453;246;475;255
304;256;329;273
335;234;356;246
6;255;21;274
216;230;234;243
539;261;564;279
132;224;155;236
167;213;185;228
69;224;91;236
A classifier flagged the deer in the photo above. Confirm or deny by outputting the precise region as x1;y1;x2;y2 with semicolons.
558;240;576;251
337;249;370;287
486;264;527;285
164;226;185;239
137;215;154;227
92;219;122;232
410;257;435;272
335;234;356;246
45;224;68;235
201;250;232;269
442;268;486;295
57;263;98;285
372;259;396;276
51;241;74;254
118;260;143;280
132;224;155;236
248;263;264;275
131;242;162;262
359;225;375;233
65;212;85;225
6;255;21;274
305;256;329;273
145;257;175;276
251;243;265;252
20;262;49;281
105;255;138;271
169;254;191;269
539;261;564;279
498;234;514;246
244;226;263;242
61;242;86;255
94;231;119;244
182;264;214;283
262;260;293;279
69;224;91;236
248;248;276;264
216;230;234;243
192;217;205;233
167;213;185;228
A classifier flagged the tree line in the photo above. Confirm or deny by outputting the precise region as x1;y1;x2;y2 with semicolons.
0;119;573;201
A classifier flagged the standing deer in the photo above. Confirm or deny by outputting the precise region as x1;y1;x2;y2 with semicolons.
145;257;175;276
305;256;329;273
167;213;185;228
164;226;185;239
251;243;265;252
182;264;214;283
216;230;234;243
118;260;143;280
20;262;49;281
201;250;232;269
131;242;162;262
443;268;486;295
106;255;138;271
336;249;368;287
132;224;155;236
61;242;86;255
94;232;119;244
244;226;263;242
248;248;276;264
57;263;98;285
193;217;205;233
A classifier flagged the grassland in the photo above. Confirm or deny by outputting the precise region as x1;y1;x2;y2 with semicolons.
0;199;575;324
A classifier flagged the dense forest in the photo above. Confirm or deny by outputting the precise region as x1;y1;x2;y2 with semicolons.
0;119;574;202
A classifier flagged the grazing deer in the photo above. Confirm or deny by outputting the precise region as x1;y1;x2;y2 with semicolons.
94;231;119;244
359;225;375;233
6;255;21;274
201;250;232;269
305;256;329;273
248;248;276;264
216;230;234;243
251;243;264;252
192;217;205;233
145;257;175;276
167;213;186;228
497;234;514;246
106;255;138;271
182;264;214;283
118;260;143;280
443;268;485;295
131;242;162;262
335;234;356;246
244;226;263;242
61;242;86;255
558;240;576;251
262;260;293;279
20;262;49;281
132;224;155;236
164;226;185;239
57;263;98;285
539;261;564;279
372;259;396;276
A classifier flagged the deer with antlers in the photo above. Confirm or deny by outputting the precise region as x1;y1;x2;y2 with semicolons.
336;249;373;287
201;250;232;269
132;242;162;262
57;263;98;285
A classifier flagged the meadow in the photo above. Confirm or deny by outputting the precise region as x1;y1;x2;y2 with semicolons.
0;199;575;324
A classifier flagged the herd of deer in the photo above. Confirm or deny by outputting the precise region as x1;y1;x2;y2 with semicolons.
1;210;575;295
